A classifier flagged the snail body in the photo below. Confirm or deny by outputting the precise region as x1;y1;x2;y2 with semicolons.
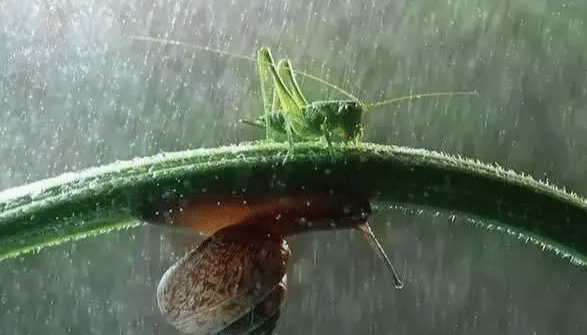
151;193;371;236
155;193;401;334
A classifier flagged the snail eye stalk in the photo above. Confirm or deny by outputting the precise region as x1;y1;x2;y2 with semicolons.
354;221;404;289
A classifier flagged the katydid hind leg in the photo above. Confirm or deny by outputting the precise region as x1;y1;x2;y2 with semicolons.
274;59;307;141
257;47;278;141
259;48;304;149
278;59;307;110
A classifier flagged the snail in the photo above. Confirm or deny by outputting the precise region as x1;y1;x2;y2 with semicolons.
154;192;402;334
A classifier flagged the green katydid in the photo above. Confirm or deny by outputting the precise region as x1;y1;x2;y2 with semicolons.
131;36;477;147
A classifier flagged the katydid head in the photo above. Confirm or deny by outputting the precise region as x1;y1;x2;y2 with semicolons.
335;100;364;142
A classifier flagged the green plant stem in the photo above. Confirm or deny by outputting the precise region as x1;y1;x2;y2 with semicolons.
1;142;587;261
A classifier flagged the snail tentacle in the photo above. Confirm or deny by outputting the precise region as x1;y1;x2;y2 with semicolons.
354;221;404;289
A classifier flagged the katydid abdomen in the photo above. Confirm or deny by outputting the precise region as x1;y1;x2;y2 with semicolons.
257;100;365;143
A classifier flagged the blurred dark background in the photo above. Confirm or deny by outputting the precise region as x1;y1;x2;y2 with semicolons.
1;0;587;334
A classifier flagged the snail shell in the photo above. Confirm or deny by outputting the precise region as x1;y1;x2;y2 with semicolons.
157;219;289;334
155;193;401;334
